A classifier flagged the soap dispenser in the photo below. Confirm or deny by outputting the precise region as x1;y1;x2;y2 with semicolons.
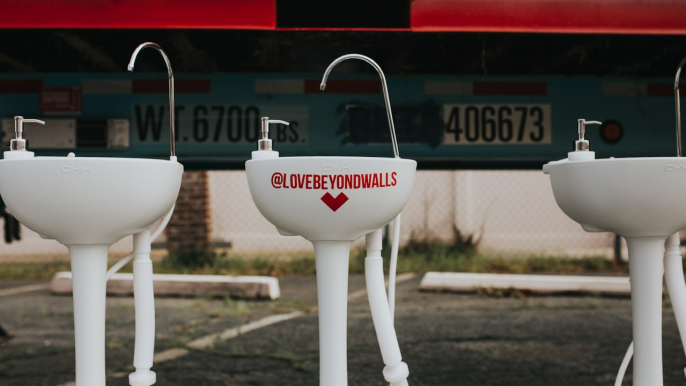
4;116;45;160
251;117;289;160
568;119;602;161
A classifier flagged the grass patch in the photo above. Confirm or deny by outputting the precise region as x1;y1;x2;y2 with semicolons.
0;227;629;280
158;251;318;277
0;261;71;281
0;247;629;281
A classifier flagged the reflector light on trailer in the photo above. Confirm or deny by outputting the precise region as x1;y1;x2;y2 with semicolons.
600;120;623;144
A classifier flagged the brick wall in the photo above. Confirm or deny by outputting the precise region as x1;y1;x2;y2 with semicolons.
166;171;211;253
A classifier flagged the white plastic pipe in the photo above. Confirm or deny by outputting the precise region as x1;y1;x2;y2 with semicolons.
313;240;351;386
664;233;686;378
626;237;666;386
614;342;633;386
388;214;401;319
129;229;156;386
365;229;410;386
106;205;175;280
68;244;111;386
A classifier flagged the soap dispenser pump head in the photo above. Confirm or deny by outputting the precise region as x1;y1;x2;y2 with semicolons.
11;116;45;151
258;117;289;151
576;119;602;151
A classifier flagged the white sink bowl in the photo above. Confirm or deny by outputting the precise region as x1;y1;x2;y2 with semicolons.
546;157;686;237
0;157;183;245
246;156;416;241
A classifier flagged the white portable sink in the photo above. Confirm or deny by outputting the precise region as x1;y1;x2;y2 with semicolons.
0;42;184;386
246;55;415;386
544;112;686;386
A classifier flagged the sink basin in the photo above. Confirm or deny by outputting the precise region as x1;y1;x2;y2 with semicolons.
246;156;416;241
545;157;686;237
0;157;183;244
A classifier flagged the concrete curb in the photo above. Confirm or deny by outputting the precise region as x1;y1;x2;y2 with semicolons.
420;272;631;295
50;272;280;300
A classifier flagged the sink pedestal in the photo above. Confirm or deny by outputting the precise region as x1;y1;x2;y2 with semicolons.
314;241;351;386
626;237;666;386
68;244;111;386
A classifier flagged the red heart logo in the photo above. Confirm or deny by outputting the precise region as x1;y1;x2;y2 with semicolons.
321;192;349;212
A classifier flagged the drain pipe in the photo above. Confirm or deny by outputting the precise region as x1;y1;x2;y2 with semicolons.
365;229;410;386
129;229;156;386
664;233;686;377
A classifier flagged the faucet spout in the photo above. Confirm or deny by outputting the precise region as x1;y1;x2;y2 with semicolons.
320;54;400;158
128;42;176;158
675;58;686;157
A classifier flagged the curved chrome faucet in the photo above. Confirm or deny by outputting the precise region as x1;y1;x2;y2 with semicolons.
128;42;176;158
320;54;400;158
674;57;686;157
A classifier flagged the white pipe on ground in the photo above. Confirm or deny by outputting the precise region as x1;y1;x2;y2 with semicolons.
614;342;633;386
106;205;175;281
129;229;156;386
365;229;409;386
388;214;401;319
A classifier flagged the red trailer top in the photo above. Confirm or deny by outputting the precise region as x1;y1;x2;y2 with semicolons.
0;0;685;35
0;0;275;29
411;0;686;35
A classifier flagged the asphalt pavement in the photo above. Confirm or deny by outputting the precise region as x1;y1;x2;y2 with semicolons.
0;275;684;385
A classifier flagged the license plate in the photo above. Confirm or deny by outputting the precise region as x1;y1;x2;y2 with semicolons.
443;104;551;145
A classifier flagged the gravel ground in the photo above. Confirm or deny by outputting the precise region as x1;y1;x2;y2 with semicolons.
0;275;683;385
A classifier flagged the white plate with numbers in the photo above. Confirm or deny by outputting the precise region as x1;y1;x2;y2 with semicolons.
443;104;551;145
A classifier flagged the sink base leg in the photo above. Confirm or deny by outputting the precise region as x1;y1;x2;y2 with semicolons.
68;244;111;386
626;236;666;386
313;241;351;386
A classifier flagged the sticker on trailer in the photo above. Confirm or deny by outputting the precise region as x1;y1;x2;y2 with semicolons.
132;104;308;146
443;104;551;145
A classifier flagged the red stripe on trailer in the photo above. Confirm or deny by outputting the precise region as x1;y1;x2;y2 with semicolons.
0;80;43;94
0;0;275;30
255;79;304;94
305;80;381;94
411;0;686;35
646;83;686;97
133;79;211;94
473;82;547;96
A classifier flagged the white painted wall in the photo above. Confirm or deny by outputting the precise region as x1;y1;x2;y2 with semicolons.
208;170;616;256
